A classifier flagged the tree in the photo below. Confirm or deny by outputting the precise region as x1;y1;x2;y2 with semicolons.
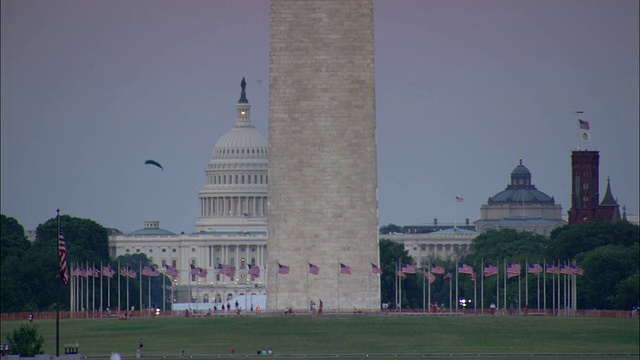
379;239;421;308
1;214;31;261
379;223;403;235
5;323;44;356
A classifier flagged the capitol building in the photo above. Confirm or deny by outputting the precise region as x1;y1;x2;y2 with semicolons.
109;79;268;306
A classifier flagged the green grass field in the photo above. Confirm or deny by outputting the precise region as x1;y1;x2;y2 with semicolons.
1;315;638;359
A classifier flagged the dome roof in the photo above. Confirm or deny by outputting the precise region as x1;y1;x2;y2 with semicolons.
209;78;268;162
511;163;531;176
489;187;554;203
129;221;175;235
488;159;555;204
212;126;268;160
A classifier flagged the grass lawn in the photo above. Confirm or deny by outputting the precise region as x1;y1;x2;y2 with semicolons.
1;315;638;359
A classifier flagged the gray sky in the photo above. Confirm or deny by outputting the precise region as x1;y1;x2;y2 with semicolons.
2;0;638;233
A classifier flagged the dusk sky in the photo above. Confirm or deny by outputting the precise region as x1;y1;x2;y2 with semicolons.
2;0;638;233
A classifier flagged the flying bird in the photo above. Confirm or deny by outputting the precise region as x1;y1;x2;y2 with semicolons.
144;160;163;171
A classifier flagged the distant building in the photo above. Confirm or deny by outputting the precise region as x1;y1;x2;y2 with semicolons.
475;159;565;235
109;80;268;306
567;150;621;225
386;227;477;265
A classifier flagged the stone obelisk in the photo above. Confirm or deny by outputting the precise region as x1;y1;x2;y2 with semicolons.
267;0;379;311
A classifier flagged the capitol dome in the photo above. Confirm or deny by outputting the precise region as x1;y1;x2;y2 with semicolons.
195;78;269;233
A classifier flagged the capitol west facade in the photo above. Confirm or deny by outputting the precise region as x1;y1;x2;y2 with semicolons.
109;80;268;306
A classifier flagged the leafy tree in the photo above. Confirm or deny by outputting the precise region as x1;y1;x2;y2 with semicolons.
379;223;403;235
546;220;639;260
466;228;548;264
379;239;416;307
1;214;31;261
5;323;44;356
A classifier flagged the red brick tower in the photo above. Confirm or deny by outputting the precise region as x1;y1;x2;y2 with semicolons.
568;151;600;224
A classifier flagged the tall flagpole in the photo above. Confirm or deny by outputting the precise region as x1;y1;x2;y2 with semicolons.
56;209;61;358
525;260;529;309
455;263;459;311
86;260;89;319
503;260;507;312
117;260;121;313
139;262;143;316
100;262;103;316
481;260;484;313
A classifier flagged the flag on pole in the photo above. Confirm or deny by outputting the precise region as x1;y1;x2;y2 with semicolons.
198;267;207;278
527;263;543;275
431;264;445;274
484;264;498;277
397;270;407;279
574;265;585;276
371;263;383;274
579;119;590;130
507;263;521;278
340;263;352;274
308;263;320;275
151;267;160;277
142;266;153;277
458;263;474;275
277;263;290;275
102;266;115;278
560;264;574;275
443;272;453;280
425;271;436;284
401;263;416;274
470;272;476;282
92;267;100;278
248;264;261;277
456;196;464;203
165;265;179;277
545;264;558;274
128;269;137;279
58;226;69;285
190;264;200;275
120;267;128;277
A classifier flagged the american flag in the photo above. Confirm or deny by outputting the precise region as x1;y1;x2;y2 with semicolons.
579;119;590;130
165;265;179;277
425;271;436;284
574;265;585;276
458;263;474;275
243;212;251;218
198;267;207;278
128;269;137;279
371;263;383;274
507;263;521;278
278;263;290;275
120;267;128;277
102;266;115;278
470;272;477;282
92;267;101;277
142;266;153;277
401;263;416;274
58;226;69;285
431;264;445;275
87;267;95;277
340;263;352;274
397;270;406;279
456;196;464;203
190;264;199;275
443;272;453;280
545;264;558;275
248;264;261;277
151;267;160;277
308;263;320;275
528;264;543;275
560;265;574;275
73;267;80;277
484;264;498;277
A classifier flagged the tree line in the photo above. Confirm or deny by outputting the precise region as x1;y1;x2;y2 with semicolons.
378;220;639;311
1;214;638;312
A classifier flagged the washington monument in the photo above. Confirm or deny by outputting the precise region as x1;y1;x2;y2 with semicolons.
267;0;380;311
